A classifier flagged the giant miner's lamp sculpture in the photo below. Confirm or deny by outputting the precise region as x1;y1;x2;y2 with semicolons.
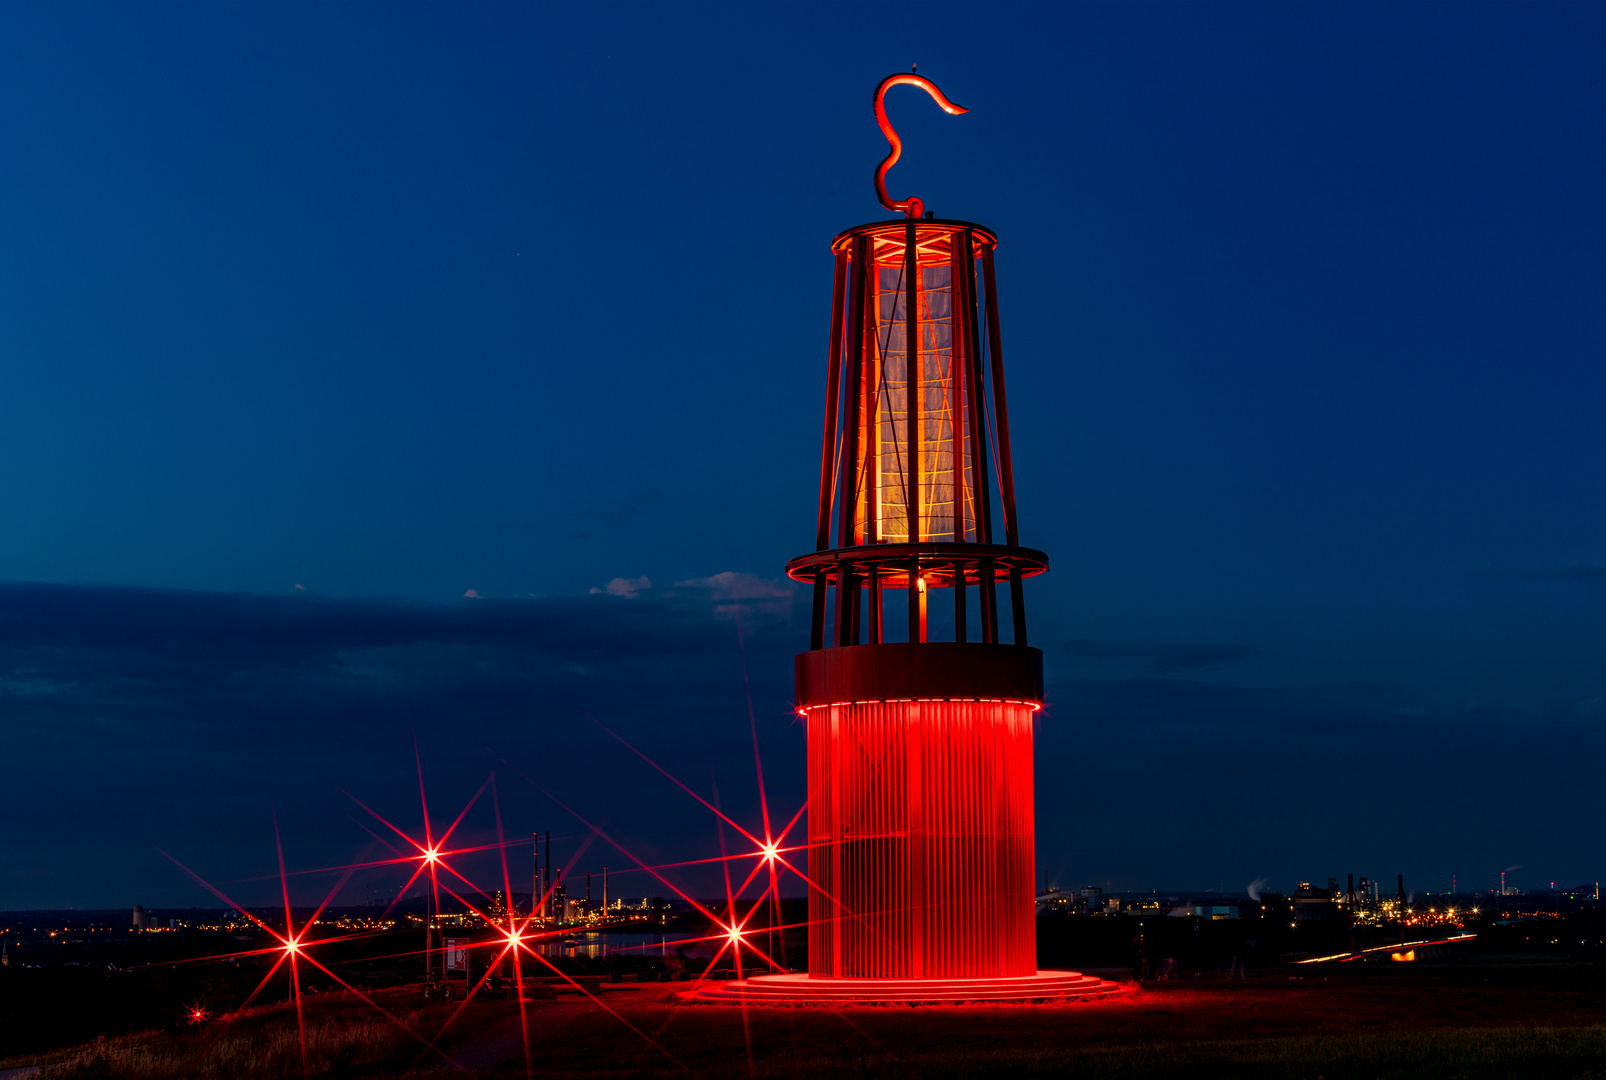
697;73;1119;1003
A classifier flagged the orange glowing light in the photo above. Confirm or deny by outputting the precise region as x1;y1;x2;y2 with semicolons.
423;848;439;864
726;925;744;944
284;939;301;955
760;842;780;862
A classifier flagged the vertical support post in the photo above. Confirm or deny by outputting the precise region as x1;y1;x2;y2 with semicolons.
837;571;863;647
1009;564;1027;646
908;557;921;643
809;570;827;651
953;559;967;642
963;231;993;544
867;567;882;644
981;247;1020;548
976;556;989;642
917;572;928;642
846;573;861;645
815;250;848;552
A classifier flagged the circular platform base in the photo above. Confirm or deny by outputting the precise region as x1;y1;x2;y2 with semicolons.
684;970;1124;1004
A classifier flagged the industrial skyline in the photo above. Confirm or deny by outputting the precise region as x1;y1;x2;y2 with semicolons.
3;2;1606;911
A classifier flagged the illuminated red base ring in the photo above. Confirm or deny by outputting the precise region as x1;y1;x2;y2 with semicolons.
683;971;1123;1004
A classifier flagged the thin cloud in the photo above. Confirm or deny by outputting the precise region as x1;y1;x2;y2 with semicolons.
674;572;795;618
589;576;651;598
1476;563;1606;580
1046;638;1262;675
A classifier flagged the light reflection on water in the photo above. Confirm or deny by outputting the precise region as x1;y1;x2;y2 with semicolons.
533;931;715;960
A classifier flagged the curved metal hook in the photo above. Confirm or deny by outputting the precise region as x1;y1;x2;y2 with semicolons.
873;73;968;219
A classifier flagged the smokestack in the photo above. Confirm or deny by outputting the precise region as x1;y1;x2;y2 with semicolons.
603;866;608;911
1347;874;1355;953
1398;874;1406;945
544;832;551;917
587;870;592;907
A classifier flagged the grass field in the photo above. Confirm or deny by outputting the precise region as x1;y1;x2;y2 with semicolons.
12;964;1606;1079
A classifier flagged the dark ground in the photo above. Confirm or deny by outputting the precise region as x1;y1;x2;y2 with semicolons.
5;909;1606;1077
4;960;1605;1079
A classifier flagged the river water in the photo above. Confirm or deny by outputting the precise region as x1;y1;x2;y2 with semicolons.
530;930;717;960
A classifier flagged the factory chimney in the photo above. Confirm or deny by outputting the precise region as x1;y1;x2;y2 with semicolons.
1398;875;1406;946
1347;873;1355;954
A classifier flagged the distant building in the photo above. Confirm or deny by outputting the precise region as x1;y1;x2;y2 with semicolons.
1171;904;1239;920
132;904;150;930
1293;881;1341;925
1258;892;1293;927
1035;888;1070;915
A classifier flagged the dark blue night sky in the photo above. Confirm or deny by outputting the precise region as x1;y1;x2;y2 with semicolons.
3;2;1604;909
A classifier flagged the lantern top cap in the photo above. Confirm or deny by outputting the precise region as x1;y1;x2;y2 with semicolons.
830;219;997;266
873;73;967;220
832;218;996;247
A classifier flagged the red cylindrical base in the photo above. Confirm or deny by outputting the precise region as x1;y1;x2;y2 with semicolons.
803;696;1037;979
